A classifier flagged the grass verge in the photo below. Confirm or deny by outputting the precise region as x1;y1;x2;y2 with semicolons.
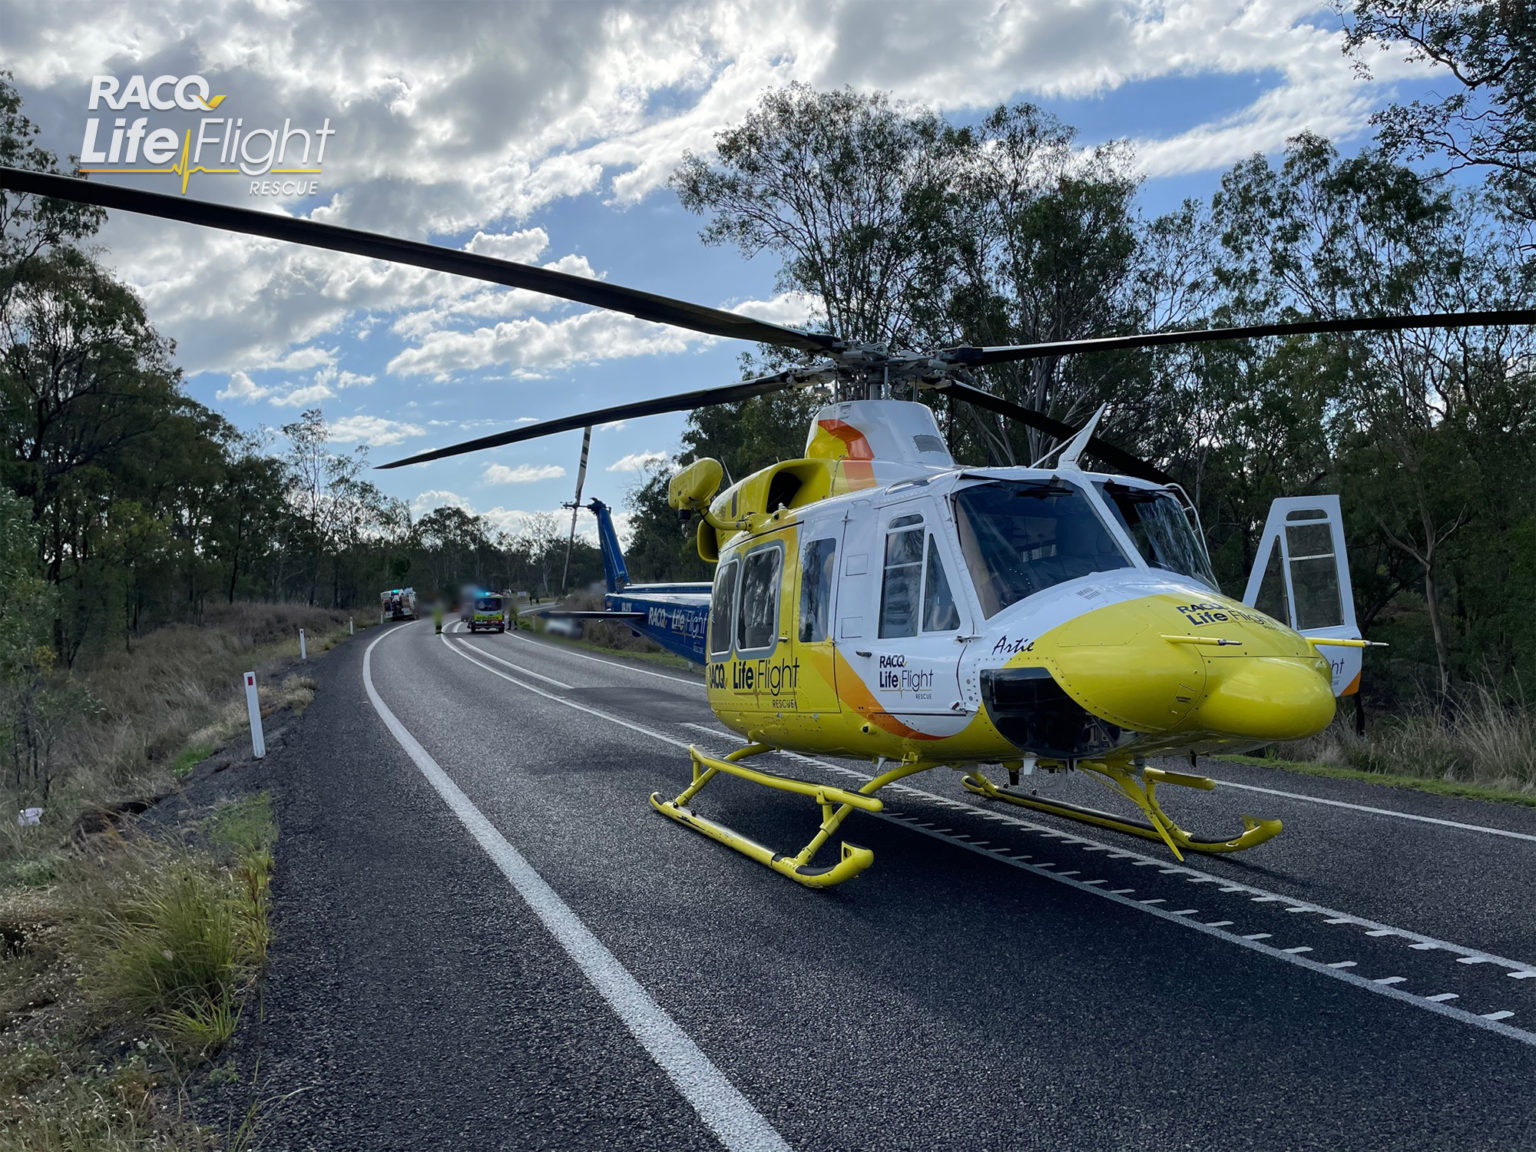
1214;752;1536;809
0;601;345;1148
0;793;276;1148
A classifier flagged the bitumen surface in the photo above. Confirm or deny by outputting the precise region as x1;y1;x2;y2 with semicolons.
233;620;1536;1151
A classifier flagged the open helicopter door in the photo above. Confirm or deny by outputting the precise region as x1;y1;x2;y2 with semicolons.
1242;495;1362;696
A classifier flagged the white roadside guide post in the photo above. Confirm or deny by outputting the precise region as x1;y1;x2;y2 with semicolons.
349;617;354;635
244;671;265;759
299;629;307;661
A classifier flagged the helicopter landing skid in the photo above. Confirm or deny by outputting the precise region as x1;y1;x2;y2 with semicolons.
961;762;1282;861
651;745;930;888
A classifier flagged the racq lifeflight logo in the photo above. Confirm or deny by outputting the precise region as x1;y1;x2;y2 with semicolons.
80;74;335;196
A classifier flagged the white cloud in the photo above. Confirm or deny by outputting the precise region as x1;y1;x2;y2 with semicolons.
464;228;550;263
5;0;1430;418
217;369;267;402
607;450;668;473
328;414;426;445
269;382;337;407
411;489;471;517
483;462;567;484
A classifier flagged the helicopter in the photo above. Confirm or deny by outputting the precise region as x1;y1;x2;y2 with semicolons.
5;165;1531;888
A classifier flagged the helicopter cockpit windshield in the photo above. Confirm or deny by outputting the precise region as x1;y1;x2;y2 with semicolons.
1096;482;1218;590
954;480;1131;617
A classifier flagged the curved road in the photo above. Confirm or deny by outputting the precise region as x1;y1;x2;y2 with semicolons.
248;620;1536;1151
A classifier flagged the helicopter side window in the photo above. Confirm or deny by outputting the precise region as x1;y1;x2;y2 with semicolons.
710;559;738;657
922;535;960;631
799;538;837;643
737;546;782;652
1097;482;1218;590
954;481;1131;617
880;521;926;638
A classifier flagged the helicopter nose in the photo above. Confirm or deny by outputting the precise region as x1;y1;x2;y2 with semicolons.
1190;655;1335;740
978;591;1339;755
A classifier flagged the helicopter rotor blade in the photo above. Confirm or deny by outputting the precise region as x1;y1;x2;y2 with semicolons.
380;365;824;468
561;425;592;593
929;379;1175;486
0;167;842;356
940;307;1536;368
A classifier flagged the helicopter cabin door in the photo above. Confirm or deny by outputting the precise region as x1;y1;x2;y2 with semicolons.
837;497;967;722
724;526;802;715
793;521;842;715
1242;495;1362;697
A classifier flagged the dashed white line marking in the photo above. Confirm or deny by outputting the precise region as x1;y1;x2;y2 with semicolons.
1375;977;1407;985
1325;917;1356;925
507;629;699;685
1108;888;1135;895
1482;1011;1516;1021
876;815;1536;1050
366;627;789;1152
1140;898;1167;905
1425;993;1460;1003
452;636;574;689
440;638;1536;1048
1282;947;1314;955
1170;909;1200;916
1411;943;1441;951
1209;775;1536;843
1457;956;1492;966
1243;933;1273;941
1205;921;1234;928
1328;961;1358;969
1366;929;1398;938
1510;972;1536;980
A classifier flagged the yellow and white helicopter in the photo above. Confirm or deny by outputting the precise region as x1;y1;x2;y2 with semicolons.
8;166;1531;888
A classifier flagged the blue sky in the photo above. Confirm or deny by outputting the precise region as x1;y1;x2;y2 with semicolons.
1;0;1442;541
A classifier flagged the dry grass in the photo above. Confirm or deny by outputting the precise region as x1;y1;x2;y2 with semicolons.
1276;680;1536;794
0;602;332;1149
17;603;356;837
0;794;276;1150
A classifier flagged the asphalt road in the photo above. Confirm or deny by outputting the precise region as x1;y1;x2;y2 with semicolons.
246;619;1536;1151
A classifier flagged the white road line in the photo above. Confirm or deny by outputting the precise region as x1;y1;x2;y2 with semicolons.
445;640;1536;1048
871;816;1536;1049
364;626;788;1152
1426;993;1460;1003
1482;1011;1516;1021
1375;977;1407;985
1328;961;1359;969
507;629;699;685
452;635;575;689
781;754;1536;980
1209;776;1536;844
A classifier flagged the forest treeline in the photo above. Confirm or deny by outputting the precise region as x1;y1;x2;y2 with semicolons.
627;4;1536;727
2;3;1534;797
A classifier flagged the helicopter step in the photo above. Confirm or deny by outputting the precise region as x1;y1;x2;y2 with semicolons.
651;744;931;889
961;762;1282;861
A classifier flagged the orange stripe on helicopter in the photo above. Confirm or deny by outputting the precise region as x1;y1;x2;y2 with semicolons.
801;646;942;741
812;419;877;489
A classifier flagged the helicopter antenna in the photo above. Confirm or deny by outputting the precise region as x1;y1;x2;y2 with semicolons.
560;425;592;593
1035;404;1107;471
